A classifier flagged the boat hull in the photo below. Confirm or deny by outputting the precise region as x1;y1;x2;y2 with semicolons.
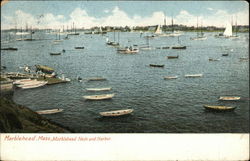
100;109;133;117
203;105;236;111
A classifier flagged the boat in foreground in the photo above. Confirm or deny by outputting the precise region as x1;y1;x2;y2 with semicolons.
36;109;64;114
185;74;203;78
203;105;236;111
86;87;112;91
100;109;134;117
83;93;115;100
219;96;241;101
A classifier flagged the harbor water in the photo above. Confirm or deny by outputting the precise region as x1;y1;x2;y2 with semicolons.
1;31;249;133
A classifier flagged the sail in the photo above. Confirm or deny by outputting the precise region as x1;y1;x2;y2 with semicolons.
223;23;233;37
155;25;162;34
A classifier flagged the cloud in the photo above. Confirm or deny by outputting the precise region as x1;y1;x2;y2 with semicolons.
207;8;214;11
1;6;249;29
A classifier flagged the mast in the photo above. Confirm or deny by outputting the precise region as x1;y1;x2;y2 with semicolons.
171;16;174;33
196;17;199;37
235;15;237;36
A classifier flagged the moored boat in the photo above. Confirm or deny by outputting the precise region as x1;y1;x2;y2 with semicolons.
219;96;241;101
36;108;63;114
171;46;186;49
86;87;112;91
164;76;178;80
222;53;229;56
50;52;61;56
203;105;236;111
149;64;164;68
75;47;84;49
1;47;18;51
19;81;47;89
185;74;203;78
83;93;115;100
167;56;179;59
209;58;220;61
100;109;134;117
87;77;107;81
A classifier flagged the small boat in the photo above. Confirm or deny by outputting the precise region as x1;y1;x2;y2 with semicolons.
19;81;47;89
83;93;115;100
164;76;178;80
222;53;229;56
15;80;40;86
203;105;236;111
36;108;63;114
171;46;186;49
75;47;84;49
167;56;179;59
209;58;220;61
118;46;139;54
219;96;241;101
239;57;248;61
1;47;18;50
100;109;134;117
13;78;32;84
86;87;112;91
185;74;203;78
87;77;107;81
149;64;164;68
162;46;170;49
50;52;61;56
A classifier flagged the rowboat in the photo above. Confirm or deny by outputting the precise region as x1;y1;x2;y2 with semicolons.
36;108;63;114
203;105;236;111
222;53;229;56
16;80;45;87
1;47;18;51
19;81;48;89
87;77;107;81
185;74;203;78
209;58;220;61
100;109;134;117
50;52;61;56
86;87;112;91
167;56;179;59
83;94;115;100
219;96;241;101
171;46;186;49
149;64;164;68
75;47;84;49
164;76;178;80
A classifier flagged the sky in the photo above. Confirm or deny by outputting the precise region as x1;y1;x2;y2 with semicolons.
1;1;249;29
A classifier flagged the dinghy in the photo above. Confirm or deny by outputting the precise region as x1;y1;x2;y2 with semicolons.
167;56;179;59
18;81;47;89
100;109;133;117
86;87;112;91
83;94;115;100
36;108;63;114
219;96;241;101
164;76;178;80
203;105;236;111
149;64;164;68
87;77;107;81
185;74;203;78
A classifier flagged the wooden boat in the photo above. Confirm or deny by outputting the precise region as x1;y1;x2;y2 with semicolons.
149;64;164;68
222;53;229;56
164;76;178;80
167;56;179;59
1;47;18;50
209;58;220;61
15;80;39;86
100;109;133;117
118;47;139;54
19;81;47;89
185;74;203;78
83;94;115;100
203;105;236;111
13;78;32;84
219;96;241;101
87;77;107;81
36;108;63;114
50;52;61;56
171;46;186;49
86;87;112;91
75;47;84;49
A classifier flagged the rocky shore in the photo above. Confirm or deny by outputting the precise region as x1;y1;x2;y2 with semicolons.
0;93;73;133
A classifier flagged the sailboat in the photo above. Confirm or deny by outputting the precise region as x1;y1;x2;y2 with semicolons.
67;22;80;35
216;16;239;38
53;30;63;43
171;36;186;49
168;16;182;37
106;31;120;47
190;18;207;40
140;35;153;50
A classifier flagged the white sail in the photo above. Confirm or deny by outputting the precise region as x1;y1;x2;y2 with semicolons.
155;25;162;34
223;23;233;37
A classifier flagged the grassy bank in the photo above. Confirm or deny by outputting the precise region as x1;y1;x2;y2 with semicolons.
0;97;72;133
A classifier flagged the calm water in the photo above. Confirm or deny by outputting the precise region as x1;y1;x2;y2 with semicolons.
1;31;249;133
